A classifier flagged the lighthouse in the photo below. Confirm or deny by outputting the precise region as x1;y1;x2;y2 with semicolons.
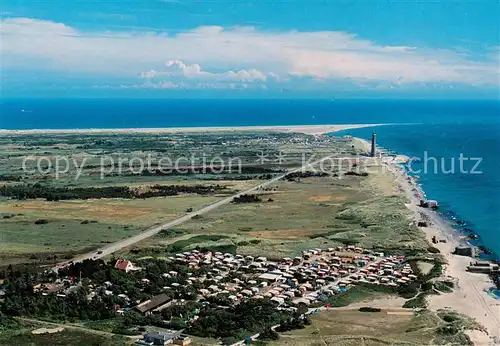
370;131;376;157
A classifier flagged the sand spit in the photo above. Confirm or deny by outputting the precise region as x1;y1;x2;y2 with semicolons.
0;123;386;136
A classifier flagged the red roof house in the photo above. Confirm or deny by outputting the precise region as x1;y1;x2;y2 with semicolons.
114;259;134;273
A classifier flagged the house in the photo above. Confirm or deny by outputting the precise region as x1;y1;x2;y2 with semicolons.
258;273;283;282
208;285;220;292
467;263;499;274
293;297;311;306
135;294;172;315
240;289;253;296
454;247;476;257
198;289;210;296
270;297;285;306
135;331;181;345
35;283;61;294
173;335;192;346
115;259;135;273
420;199;439;209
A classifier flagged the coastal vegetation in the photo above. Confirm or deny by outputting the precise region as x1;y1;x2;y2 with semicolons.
0;183;230;201
0;131;349;265
232;194;262;203
1;130;475;345
0;258;308;345
0;327;129;346
128;160;429;261
267;309;438;346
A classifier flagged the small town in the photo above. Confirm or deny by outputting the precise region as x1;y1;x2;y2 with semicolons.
1;246;417;345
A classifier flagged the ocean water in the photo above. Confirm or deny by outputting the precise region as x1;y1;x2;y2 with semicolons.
1;98;499;257
1;98;499;129
335;122;500;259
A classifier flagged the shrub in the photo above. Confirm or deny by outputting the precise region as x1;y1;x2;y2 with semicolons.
434;282;453;293
398;282;419;299
232;194;262;203
403;294;427;308
422;281;434;291
358;307;381;312
338;238;359;246
436;325;459;335
427;246;441;254
260;328;279;341
441;313;460;323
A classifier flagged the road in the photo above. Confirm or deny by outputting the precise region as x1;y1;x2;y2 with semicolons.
59;154;337;266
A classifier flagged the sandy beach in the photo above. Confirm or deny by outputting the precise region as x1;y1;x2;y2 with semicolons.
0;123;385;136
403;178;499;345
381;146;499;345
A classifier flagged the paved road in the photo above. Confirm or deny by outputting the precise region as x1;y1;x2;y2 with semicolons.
59;155;337;267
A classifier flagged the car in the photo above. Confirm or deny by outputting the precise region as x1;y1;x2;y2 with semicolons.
97;250;103;255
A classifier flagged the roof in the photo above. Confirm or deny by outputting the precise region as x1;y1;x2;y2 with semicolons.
143;331;180;343
114;259;131;271
258;273;282;281
135;294;171;314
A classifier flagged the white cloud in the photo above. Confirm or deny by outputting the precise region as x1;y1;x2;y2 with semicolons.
147;59;268;82
1;17;499;89
138;60;270;89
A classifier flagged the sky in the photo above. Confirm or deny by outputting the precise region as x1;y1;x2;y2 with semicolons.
1;0;499;98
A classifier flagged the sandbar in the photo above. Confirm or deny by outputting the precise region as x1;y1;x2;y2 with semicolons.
0;124;386;136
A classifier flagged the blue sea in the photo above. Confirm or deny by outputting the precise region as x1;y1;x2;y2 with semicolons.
1;98;499;257
335;122;500;260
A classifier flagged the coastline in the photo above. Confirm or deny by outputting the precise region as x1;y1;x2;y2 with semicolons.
354;136;499;344
398;164;499;345
0;123;387;136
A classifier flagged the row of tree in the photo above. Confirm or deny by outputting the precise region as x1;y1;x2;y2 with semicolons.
232;194;262;203
0;183;228;201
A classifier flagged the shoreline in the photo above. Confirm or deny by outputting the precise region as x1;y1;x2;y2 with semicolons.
353;136;499;344
0;123;388;136
400;169;500;345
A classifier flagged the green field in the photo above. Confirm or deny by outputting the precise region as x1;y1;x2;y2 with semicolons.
0;193;225;265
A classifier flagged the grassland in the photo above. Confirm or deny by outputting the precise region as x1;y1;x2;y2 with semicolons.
0;319;131;346
0;131;355;265
270;309;435;346
126;161;428;259
268;308;477;346
0;193;225;266
0;130;430;266
0;329;130;346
